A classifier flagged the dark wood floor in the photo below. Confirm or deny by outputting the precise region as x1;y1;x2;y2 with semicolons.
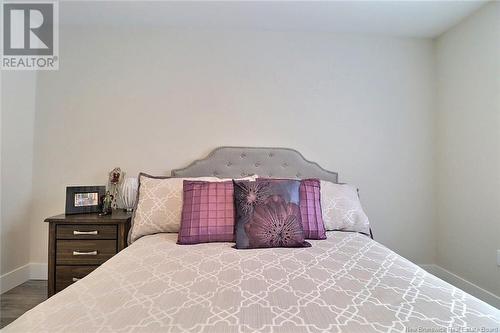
0;280;47;329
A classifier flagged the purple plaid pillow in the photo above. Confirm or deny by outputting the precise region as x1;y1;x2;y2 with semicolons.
299;179;326;240
177;180;235;245
256;178;326;240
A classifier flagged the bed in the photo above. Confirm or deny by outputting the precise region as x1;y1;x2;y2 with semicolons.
5;147;500;332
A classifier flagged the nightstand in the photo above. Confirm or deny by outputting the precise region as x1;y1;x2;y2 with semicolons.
44;210;132;297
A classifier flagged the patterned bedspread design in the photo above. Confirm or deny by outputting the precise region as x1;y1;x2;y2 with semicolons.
5;232;500;332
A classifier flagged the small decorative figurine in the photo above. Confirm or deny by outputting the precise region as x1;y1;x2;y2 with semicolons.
108;167;124;209
100;191;114;216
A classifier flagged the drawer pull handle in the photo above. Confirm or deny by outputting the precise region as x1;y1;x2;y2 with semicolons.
72;250;98;256
72;277;81;282
73;230;98;235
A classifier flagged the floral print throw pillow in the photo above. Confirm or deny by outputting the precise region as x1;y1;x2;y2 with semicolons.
233;179;311;249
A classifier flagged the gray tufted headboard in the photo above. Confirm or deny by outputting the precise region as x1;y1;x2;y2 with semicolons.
171;146;338;183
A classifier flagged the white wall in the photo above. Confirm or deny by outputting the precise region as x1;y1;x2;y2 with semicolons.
435;2;500;297
0;71;37;288
28;27;436;267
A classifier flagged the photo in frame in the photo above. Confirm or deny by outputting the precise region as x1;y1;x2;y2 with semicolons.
65;186;106;215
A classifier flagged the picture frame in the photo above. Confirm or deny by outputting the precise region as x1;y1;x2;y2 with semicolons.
65;186;106;215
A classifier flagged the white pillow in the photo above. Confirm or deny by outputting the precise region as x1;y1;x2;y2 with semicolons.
320;181;370;234
128;173;257;244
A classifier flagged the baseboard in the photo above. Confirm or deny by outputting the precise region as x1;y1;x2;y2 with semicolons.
420;264;500;309
0;263;48;294
0;263;31;293
29;262;48;280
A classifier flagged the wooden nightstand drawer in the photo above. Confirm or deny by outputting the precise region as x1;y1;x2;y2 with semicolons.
55;266;98;292
57;224;117;240
46;211;131;296
56;240;117;265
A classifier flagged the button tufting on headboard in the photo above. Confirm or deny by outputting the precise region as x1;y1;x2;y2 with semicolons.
170;146;338;183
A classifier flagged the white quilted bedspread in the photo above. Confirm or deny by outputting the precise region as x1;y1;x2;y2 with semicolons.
5;232;500;332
